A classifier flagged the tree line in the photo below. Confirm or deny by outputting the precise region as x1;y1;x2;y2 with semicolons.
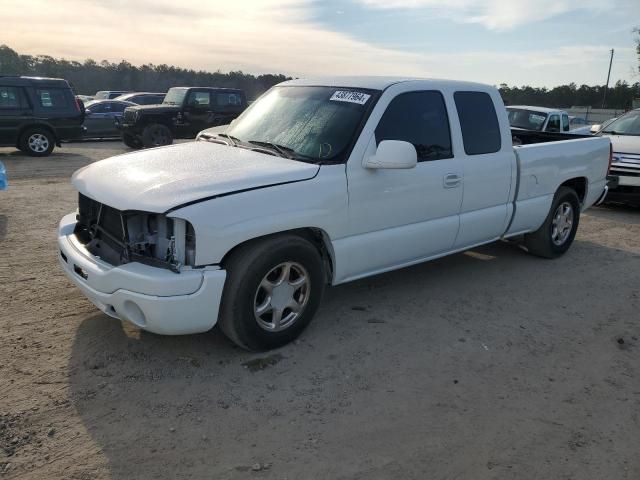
1;44;638;108
499;81;639;110
0;45;289;100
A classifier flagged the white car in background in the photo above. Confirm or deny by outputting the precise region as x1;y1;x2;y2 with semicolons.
599;109;640;205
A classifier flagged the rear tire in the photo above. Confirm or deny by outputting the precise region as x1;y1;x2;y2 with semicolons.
122;132;142;149
20;128;55;157
218;235;325;351
524;186;580;258
141;124;173;148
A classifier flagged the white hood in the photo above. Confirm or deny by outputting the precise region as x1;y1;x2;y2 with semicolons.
607;134;640;155
72;142;319;213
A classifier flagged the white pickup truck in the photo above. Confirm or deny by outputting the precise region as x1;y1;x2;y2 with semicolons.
58;77;611;350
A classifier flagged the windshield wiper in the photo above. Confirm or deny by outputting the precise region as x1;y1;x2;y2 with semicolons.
247;140;298;159
217;133;241;147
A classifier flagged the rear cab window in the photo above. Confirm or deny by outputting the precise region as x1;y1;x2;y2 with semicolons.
546;114;560;132
215;92;243;107
375;90;452;162
35;88;69;109
454;91;501;155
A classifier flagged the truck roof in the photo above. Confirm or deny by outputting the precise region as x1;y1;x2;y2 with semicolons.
507;105;565;115
281;76;494;91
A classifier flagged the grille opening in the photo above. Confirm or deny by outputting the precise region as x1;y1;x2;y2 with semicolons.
74;193;194;272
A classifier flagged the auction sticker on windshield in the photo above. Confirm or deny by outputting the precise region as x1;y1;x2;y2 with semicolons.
330;90;371;105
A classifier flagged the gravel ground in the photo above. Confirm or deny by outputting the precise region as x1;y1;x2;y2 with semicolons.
0;142;639;480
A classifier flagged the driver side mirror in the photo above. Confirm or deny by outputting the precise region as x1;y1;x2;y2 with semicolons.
363;140;417;169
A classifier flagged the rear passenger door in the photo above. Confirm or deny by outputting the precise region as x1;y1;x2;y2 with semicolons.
0;86;30;145
452;91;513;248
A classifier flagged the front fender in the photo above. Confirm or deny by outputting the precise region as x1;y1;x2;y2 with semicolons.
168;165;348;267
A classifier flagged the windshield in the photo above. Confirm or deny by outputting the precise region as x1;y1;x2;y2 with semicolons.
601;110;640;136
94;91;109;100
507;108;548;131
226;86;378;162
163;88;187;105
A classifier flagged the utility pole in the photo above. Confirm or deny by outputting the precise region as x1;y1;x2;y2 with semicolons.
602;48;614;109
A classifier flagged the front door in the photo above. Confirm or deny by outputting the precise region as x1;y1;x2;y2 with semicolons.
342;88;463;282
183;90;214;135
0;86;29;145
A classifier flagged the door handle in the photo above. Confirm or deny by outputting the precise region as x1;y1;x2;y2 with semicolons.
443;173;462;188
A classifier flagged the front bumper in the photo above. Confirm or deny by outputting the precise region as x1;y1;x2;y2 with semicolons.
58;213;226;335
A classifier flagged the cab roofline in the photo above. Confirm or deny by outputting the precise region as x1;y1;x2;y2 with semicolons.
280;76;493;91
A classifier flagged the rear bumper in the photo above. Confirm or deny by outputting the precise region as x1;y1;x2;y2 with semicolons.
604;175;640;204
58;213;226;335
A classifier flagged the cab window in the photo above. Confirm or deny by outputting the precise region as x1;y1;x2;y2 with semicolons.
0;86;23;109
187;91;211;108
547;114;560;132
375;91;452;162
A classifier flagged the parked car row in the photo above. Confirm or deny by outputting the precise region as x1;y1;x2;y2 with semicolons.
0;77;249;154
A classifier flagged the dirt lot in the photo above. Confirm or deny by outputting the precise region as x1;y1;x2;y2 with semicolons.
1;141;639;479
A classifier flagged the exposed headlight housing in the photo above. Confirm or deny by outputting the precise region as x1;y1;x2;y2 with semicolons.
75;194;196;272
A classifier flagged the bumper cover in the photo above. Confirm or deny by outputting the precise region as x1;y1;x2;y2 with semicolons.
58;213;226;335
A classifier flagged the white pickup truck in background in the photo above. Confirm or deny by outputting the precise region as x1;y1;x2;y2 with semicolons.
59;77;611;350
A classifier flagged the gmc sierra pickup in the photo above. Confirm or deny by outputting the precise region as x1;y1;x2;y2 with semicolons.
59;77;611;350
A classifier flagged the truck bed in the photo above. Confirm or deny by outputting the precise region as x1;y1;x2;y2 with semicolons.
506;136;610;235
511;128;591;145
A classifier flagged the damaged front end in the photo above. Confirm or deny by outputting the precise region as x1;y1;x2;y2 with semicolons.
74;193;195;273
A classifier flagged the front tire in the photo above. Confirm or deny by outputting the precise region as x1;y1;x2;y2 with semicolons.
524;186;580;258
141;124;173;148
122;132;143;149
218;235;326;351
20;128;55;157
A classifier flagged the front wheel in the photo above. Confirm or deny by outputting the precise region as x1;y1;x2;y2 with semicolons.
141;124;173;148
218;235;326;351
524;186;580;258
122;132;143;149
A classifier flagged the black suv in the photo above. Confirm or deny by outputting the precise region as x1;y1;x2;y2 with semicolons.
0;76;84;156
120;86;246;148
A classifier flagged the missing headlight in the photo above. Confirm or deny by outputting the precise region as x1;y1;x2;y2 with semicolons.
75;195;195;272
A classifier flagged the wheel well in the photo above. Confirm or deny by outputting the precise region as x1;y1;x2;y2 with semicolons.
220;228;335;284
560;177;587;204
17;123;56;146
141;118;172;130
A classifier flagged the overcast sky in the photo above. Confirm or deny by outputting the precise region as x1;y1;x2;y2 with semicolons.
2;0;639;87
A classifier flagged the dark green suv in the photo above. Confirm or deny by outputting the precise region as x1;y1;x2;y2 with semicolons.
0;76;84;156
